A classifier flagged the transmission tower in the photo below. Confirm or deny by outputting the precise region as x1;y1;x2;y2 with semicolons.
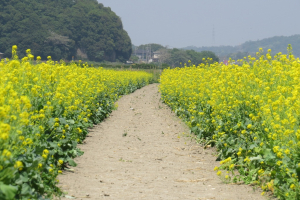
146;45;149;62
145;44;152;63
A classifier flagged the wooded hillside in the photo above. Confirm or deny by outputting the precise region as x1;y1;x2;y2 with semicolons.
0;0;132;62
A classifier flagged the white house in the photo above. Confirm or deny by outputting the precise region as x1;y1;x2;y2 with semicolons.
153;51;161;59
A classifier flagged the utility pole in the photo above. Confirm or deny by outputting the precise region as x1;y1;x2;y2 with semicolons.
150;44;152;62
148;45;149;63
143;47;147;61
146;45;148;63
145;44;151;63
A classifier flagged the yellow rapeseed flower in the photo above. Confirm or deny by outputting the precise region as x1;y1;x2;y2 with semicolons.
14;161;23;170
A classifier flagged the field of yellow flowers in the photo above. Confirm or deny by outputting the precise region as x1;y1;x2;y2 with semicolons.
160;46;300;199
0;46;153;199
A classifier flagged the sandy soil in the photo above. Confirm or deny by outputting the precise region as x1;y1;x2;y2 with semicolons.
58;84;266;200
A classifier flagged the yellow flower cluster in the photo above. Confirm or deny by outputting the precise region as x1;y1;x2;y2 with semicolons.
160;46;300;199
1;54;151;145
0;46;153;198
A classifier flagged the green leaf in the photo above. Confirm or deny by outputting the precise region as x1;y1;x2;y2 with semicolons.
15;178;23;185
72;141;77;148
0;182;17;199
254;147;261;153
77;149;84;156
20;175;29;183
249;155;263;161
0;168;14;181
263;149;275;159
49;142;57;149
27;160;39;170
48;118;55;127
21;183;30;195
59;118;67;125
67;158;77;167
191;126;198;133
66;119;75;125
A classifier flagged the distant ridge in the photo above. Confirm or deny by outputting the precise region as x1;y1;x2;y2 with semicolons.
183;34;300;58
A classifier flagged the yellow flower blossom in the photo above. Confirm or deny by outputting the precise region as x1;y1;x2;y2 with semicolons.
14;161;23;170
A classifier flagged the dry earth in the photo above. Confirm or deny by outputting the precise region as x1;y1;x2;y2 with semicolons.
58;83;266;200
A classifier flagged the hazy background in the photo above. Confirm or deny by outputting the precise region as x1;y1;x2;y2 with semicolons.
97;0;300;48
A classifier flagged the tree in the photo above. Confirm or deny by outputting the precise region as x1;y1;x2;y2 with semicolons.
167;48;190;67
130;55;139;63
186;50;219;65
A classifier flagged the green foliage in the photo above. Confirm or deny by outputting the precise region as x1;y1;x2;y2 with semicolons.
0;0;132;62
168;48;190;66
186;50;219;65
135;43;166;52
130;55;139;62
164;48;219;67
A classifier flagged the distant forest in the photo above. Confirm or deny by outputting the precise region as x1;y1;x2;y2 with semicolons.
184;34;300;60
0;0;132;62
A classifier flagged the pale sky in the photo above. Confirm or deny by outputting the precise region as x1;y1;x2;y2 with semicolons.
97;0;300;48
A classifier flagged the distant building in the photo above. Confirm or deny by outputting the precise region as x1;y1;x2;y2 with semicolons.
132;48;163;63
153;51;161;59
0;52;3;59
152;51;162;63
134;49;147;60
133;49;154;63
223;59;228;65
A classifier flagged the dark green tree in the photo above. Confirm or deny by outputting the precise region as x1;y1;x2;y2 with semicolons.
167;48;190;67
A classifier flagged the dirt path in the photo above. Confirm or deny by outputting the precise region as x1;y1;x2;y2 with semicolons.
58;84;265;200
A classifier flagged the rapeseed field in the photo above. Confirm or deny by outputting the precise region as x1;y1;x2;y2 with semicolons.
160;45;300;199
0;46;153;199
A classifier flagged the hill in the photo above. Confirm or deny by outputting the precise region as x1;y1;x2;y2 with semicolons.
0;0;132;62
184;34;300;59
